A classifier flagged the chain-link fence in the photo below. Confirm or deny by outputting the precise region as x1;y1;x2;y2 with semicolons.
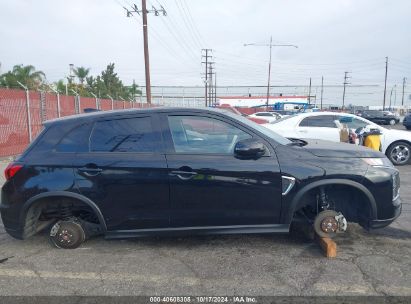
0;88;153;157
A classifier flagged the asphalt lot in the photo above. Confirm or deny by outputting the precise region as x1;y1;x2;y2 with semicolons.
0;124;410;296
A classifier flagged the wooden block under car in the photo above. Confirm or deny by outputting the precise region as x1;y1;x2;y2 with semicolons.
316;234;337;258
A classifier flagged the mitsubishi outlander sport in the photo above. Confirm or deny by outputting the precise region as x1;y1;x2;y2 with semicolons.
0;108;402;248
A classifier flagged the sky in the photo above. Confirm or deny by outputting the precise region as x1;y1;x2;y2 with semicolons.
1;0;411;105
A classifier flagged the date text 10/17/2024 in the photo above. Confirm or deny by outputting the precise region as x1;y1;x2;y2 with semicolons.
149;296;257;303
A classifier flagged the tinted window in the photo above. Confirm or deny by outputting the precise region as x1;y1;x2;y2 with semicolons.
299;115;337;128
56;123;91;152
90;117;158;152
344;117;369;130
168;115;251;154
256;113;272;117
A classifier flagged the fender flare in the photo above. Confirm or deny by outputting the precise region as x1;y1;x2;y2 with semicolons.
284;179;377;224
21;191;107;232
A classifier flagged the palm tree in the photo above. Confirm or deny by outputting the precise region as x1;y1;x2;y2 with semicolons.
11;64;45;89
73;66;90;85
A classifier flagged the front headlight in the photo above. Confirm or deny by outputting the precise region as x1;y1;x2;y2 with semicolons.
362;157;393;167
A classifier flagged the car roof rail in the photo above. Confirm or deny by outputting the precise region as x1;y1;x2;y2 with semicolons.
83;108;101;113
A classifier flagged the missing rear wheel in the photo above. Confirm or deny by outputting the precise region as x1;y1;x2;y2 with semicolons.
49;219;86;249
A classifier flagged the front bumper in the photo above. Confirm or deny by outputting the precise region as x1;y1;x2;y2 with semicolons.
369;196;402;229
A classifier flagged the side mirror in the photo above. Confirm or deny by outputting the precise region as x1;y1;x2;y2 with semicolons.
234;139;266;159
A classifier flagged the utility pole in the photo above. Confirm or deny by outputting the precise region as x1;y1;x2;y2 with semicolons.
389;85;397;110
244;37;298;109
320;76;324;110
402;77;407;106
214;73;217;106
383;56;388;110
202;49;213;106
266;36;273;109
124;2;167;104
208;63;214;106
69;64;75;83
342;71;351;110
308;77;312;105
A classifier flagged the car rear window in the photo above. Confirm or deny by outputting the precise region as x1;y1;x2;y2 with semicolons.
299;115;337;128
90;117;159;153
55;123;91;153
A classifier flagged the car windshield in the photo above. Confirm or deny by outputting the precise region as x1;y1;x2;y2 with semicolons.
221;110;291;145
270;115;296;124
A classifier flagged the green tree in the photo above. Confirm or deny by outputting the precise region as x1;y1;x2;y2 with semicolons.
73;66;90;85
0;64;45;89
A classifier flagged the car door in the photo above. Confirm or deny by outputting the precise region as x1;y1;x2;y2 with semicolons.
73;114;170;231
343;116;387;150
160;112;283;228
296;115;340;142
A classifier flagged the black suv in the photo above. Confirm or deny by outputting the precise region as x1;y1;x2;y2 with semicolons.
1;108;402;248
403;113;411;130
357;110;400;125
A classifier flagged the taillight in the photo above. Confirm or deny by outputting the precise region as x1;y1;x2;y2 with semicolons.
4;163;23;180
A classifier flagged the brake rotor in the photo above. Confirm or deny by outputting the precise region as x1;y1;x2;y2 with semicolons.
320;216;339;233
313;210;340;238
49;220;85;249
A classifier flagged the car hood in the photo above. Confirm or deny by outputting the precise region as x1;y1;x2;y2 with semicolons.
385;128;411;138
299;139;385;158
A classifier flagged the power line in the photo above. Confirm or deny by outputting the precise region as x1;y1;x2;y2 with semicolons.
174;0;202;49
152;0;199;62
155;0;199;61
181;0;206;47
120;0;199;68
124;1;167;103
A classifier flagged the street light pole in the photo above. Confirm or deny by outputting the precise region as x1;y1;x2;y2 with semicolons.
244;37;298;109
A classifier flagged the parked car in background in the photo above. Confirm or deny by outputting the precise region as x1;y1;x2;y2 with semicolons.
264;111;411;165
383;110;400;118
403;113;411;130
273;110;297;117
357;110;399;125
248;111;281;123
217;105;268;124
1;108;401;248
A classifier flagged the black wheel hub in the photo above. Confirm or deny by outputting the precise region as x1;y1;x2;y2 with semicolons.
49;220;86;249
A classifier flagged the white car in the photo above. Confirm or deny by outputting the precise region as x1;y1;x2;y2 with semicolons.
263;111;411;165
248;112;281;123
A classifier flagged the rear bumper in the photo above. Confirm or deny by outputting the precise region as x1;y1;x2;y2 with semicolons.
0;204;24;239
369;197;402;229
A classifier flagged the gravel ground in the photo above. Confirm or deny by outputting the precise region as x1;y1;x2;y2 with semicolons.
0;127;410;296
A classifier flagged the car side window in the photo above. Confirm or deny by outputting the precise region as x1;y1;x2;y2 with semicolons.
168;115;252;154
299;115;337;128
55;123;91;152
345;118;369;130
256;113;272;117
90;117;159;153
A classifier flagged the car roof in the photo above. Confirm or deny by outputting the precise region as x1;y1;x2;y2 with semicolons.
44;107;229;126
291;111;356;118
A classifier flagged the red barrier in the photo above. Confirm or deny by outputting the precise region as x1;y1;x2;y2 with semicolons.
0;88;151;157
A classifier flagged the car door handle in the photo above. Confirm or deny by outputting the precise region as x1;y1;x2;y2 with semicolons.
170;170;197;180
298;129;308;133
78;167;102;177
